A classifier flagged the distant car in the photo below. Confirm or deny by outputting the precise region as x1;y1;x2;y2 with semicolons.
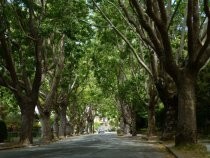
98;129;105;134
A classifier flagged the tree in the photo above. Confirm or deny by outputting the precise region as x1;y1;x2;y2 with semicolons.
89;15;150;135
91;0;177;139
118;0;210;145
0;0;44;145
37;35;65;143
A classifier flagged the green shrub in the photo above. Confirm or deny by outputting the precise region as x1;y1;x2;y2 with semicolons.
0;120;8;142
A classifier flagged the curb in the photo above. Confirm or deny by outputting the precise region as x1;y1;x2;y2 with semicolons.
0;145;25;151
159;141;178;158
164;144;178;158
0;135;82;151
0;142;42;151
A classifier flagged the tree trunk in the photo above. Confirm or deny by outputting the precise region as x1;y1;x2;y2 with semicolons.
60;104;67;138
87;121;92;134
86;106;95;134
123;123;130;134
53;109;59;139
175;71;197;145
147;103;156;138
131;109;137;136
19;100;35;145
40;111;53;143
118;116;125;135
121;103;132;134
147;82;157;138
161;98;177;140
90;121;94;133
37;103;53;143
115;96;131;135
60;118;66;137
155;78;178;140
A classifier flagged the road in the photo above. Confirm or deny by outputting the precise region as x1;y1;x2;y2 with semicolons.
0;133;174;158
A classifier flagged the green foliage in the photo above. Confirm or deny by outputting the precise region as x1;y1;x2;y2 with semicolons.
155;103;165;130
94;122;101;131
0;120;8;142
196;63;210;133
3;0;210;142
0;88;21;129
174;144;208;158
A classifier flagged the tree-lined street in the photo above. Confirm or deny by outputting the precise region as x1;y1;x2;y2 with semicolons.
1;0;210;157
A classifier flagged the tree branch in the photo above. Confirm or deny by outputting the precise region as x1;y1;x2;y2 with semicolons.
177;9;187;63
28;1;43;99
146;0;162;27
187;0;193;55
11;4;36;40
0;33;18;86
130;0;178;81
204;0;210;17
92;0;153;76
0;74;17;91
187;0;200;62
167;0;182;31
130;0;164;56
192;1;210;70
45;35;65;108
118;0;155;51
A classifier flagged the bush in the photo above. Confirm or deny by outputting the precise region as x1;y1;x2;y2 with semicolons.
0;120;8;142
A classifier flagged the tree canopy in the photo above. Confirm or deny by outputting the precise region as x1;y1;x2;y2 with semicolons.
0;0;210;147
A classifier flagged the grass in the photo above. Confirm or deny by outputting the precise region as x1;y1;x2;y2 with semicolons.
173;143;210;158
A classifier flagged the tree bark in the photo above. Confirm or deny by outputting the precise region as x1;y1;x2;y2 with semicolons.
116;0;209;146
115;95;131;135
147;82;158;138
175;70;197;145
60;103;67;137
53;108;59;139
37;101;53;143
131;108;137;136
155;78;178;140
86;106;95;134
40;111;53;143
122;104;132;134
150;52;177;140
161;97;177;140
147;103;156;138
19;99;35;145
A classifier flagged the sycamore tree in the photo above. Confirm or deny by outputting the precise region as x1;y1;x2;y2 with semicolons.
116;0;210;145
0;0;91;144
90;19;150;135
90;0;210;145
37;34;65;143
90;0;177;139
0;0;44;145
90;0;163;138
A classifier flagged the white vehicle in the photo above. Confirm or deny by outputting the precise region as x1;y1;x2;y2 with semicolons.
98;126;106;134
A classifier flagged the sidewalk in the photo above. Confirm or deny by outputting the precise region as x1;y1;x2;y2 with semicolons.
0;135;87;150
0;142;27;150
0;138;42;150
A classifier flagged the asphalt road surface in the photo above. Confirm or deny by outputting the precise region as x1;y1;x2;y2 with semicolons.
0;133;174;158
